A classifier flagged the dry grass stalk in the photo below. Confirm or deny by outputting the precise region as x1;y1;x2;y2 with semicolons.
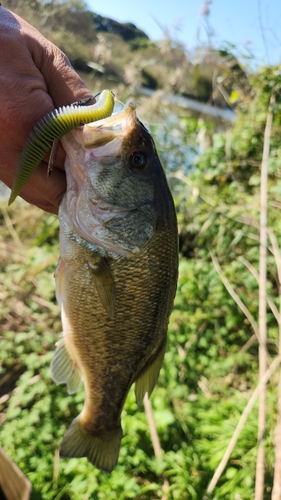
204;355;281;498
267;229;281;499
144;394;169;499
0;205;22;244
238;256;279;323
210;251;261;344
255;92;275;500
272;317;281;500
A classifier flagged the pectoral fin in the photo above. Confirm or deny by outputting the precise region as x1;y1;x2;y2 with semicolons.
135;341;166;405
89;259;115;319
50;337;82;394
54;257;65;308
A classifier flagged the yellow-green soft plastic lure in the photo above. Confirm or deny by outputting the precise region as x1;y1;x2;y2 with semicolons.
8;89;115;205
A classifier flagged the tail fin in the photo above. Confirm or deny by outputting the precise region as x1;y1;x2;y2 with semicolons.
60;416;122;473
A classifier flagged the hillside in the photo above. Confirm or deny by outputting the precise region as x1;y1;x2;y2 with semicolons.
4;0;247;110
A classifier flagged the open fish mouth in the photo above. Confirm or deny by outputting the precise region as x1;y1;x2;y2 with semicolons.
82;100;138;150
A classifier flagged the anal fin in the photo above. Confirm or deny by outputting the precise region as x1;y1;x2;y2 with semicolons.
135;341;166;405
50;336;82;394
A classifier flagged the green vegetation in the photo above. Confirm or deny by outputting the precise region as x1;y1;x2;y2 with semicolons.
1;1;281;499
1;64;281;499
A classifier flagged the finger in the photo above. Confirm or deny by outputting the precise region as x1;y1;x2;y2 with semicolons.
19;162;66;214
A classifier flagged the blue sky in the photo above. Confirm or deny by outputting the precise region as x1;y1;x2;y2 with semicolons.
87;0;281;66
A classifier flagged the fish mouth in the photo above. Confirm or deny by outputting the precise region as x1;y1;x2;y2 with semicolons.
82;100;138;151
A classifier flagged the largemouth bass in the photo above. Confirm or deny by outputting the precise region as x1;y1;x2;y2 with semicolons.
50;98;178;472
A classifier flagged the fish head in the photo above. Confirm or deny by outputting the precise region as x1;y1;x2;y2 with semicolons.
61;101;172;257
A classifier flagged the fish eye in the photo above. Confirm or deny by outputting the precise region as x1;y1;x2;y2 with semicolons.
129;150;148;170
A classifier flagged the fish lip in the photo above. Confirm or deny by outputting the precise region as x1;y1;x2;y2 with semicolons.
85;100;137;130
82;101;138;150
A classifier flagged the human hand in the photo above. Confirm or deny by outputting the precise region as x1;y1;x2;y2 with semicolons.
0;7;93;214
